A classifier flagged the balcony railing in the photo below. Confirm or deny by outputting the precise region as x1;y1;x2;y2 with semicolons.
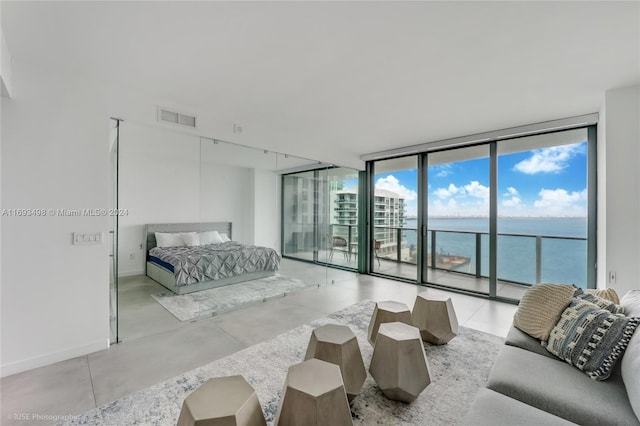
329;224;587;287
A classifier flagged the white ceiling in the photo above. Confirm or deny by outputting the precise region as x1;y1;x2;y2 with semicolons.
2;1;639;169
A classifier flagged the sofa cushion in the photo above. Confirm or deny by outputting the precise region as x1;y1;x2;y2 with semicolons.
487;345;640;426
505;326;558;360
621;289;640;421
513;283;575;341
545;299;640;380
462;388;578;426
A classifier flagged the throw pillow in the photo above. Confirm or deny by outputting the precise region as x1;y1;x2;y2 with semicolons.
621;290;640;420
621;289;640;316
545;299;640;380
513;283;575;341
584;288;620;304
574;288;625;314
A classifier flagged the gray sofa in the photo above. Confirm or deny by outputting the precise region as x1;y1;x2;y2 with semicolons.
463;293;640;426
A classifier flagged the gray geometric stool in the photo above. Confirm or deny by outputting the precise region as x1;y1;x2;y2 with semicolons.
367;300;414;346
412;292;459;345
275;358;353;426
369;322;432;403
304;324;366;402
177;375;266;426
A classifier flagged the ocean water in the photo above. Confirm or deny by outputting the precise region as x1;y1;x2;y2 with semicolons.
401;217;587;287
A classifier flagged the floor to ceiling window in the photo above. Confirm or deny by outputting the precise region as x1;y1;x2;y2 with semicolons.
426;145;490;295
282;167;360;270
371;156;418;280
366;122;596;301
496;128;590;299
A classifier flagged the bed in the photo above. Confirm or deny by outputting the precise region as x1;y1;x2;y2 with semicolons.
145;222;281;294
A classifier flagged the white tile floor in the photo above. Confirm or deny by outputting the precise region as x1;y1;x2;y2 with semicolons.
0;259;517;425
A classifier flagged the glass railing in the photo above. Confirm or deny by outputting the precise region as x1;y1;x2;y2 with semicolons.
326;224;587;287
378;226;587;288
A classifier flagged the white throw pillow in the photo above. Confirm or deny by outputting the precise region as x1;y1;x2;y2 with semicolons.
181;232;200;247
622;289;640;316
155;232;185;248
621;290;640;421
199;230;225;245
220;233;231;242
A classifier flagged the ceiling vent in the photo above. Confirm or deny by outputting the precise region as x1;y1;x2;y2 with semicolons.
158;107;197;128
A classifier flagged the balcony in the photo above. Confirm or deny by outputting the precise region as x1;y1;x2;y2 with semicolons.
283;223;586;300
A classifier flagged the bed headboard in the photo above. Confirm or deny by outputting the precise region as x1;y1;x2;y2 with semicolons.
144;222;232;252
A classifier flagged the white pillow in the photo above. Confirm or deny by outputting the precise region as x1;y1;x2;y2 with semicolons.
220;233;231;242
199;230;224;245
155;232;185;248
621;290;640;421
181;232;200;247
622;289;640;316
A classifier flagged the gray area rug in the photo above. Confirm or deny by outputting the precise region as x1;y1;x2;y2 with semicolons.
64;301;504;425
151;274;321;321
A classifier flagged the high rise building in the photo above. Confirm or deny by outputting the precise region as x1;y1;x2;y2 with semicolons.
332;189;406;255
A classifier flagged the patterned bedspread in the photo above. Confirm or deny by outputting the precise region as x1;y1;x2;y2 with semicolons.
149;242;281;286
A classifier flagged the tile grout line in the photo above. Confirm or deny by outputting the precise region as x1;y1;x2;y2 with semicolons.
85;355;99;410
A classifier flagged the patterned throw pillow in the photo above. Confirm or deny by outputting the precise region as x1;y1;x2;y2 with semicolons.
513;283;576;341
574;288;625;314
584;288;620;305
545;299;640;380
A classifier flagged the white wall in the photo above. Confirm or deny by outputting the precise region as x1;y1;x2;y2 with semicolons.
250;169;280;250
599;85;640;295
1;62;110;377
118;122;278;276
0;26;13;98
0;60;284;376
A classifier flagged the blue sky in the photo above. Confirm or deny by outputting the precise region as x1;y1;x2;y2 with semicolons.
372;142;588;218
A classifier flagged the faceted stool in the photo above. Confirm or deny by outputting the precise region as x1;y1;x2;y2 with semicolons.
369;322;431;403
412;292;459;345
177;375;266;426
275;358;353;426
304;324;366;402
367;300;414;346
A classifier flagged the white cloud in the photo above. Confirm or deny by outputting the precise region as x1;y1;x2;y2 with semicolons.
505;187;519;196
463;181;490;200
435;164;453;177
429;181;489;216
433;183;463;199
375;175;417;201
533;188;587;216
514;143;584;175
502;197;522;208
501;186;522;209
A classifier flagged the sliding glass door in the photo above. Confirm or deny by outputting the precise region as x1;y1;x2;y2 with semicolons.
371;156;418;280
496;128;590;299
367;125;596;301
281;167;360;271
425;145;491;295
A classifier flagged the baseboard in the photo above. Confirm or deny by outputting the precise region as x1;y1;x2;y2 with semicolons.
0;339;108;378
118;269;145;278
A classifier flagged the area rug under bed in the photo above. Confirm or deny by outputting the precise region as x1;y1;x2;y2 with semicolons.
64;301;504;425
151;274;322;321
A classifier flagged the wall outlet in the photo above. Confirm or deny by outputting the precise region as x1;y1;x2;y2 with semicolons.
609;271;616;283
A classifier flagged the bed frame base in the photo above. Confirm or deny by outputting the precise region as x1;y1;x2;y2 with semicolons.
146;261;275;295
